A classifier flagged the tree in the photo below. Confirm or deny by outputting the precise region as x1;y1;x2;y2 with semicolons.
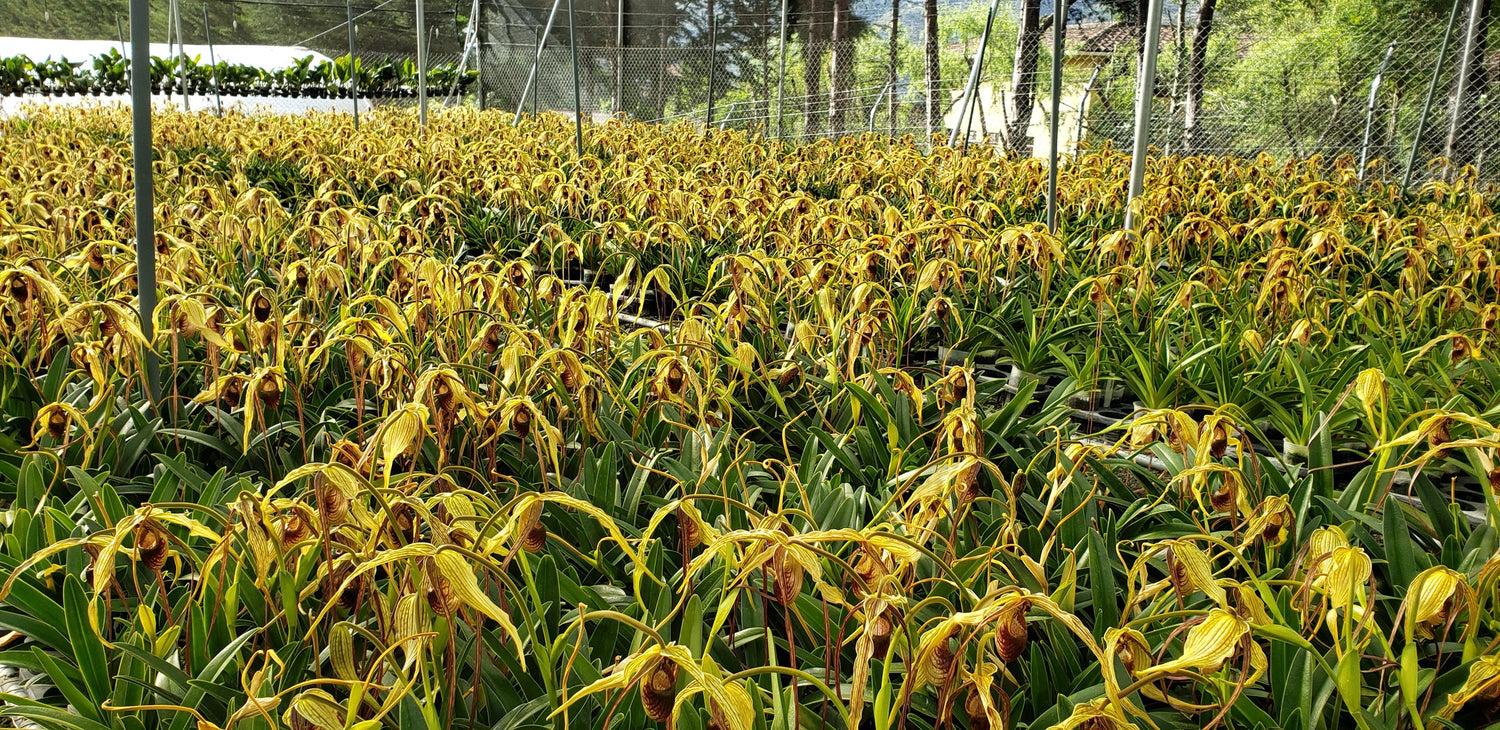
1006;0;1042;153
923;0;940;137
794;0;831;136
1183;0;1217;152
827;0;852;133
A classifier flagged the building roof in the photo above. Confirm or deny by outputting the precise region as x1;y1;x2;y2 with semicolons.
1069;21;1180;55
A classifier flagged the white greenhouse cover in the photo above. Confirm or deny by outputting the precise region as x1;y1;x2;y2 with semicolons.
0;37;333;68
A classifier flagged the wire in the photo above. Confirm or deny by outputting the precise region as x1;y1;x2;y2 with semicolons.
292;0;405;48
226;0;452;11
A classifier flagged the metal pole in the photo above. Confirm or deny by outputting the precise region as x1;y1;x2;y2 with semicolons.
129;0;160;405
173;0;189;111
776;0;789;139
443;0;481;106
163;3;173;105
1444;0;1484;169
203;5;223;116
417;0;428;127
533;27;541;117
1406;0;1464;186
1170;0;1185;155
116;15;127;59
888;0;898;137
1047;0;1067;232
1358;41;1397;181
347;0;359;128
706;0;717;130
514;0;563;125
615;0;625;116
1075;64;1100;156
948;0;1000;148
961;76;983;152
477;0;486;110
569;0;583;155
870;81;891;132
1122;0;1164;232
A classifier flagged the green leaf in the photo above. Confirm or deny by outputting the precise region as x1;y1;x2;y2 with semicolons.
1086;529;1119;636
0;610;70;654
30;648;107;725
0;694;116;730
1383;500;1418;594
64;575;110;707
165;628;258;730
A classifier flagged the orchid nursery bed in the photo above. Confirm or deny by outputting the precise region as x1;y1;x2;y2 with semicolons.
2;106;1500;730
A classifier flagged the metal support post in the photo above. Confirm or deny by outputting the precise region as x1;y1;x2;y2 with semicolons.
1405;0;1463;186
173;0;189;111
870;81;891;132
1122;0;1164;232
706;0;717;130
948;0;1001;148
1046;0;1067;232
347;0;359;127
129;0;160;404
477;0;486;110
776;0;789;138
1358;41;1397;181
204;6;223;116
417;0;428;127
514;0;563;125
1075;65;1100;155
615;0;625;115
888;0;898;137
569;0;583;155
1444;0;1485;170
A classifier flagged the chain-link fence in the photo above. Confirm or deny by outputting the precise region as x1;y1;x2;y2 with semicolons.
474;0;1500;180
6;1;1498;178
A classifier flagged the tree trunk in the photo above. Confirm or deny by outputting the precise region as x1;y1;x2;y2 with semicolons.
923;0;940;139
1136;0;1148;68
802;0;828;137
1006;0;1042;154
1183;0;1216;153
828;0;853;135
1448;0;1492;167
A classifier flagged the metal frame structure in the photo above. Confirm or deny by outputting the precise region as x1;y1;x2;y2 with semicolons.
1406;0;1464;186
514;0;563;125
1046;0;1068;232
129;0;159;404
1358;41;1397;181
347;0;359;128
948;0;1002;149
417;0;428;127
204;5;224;116
1123;0;1164;232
